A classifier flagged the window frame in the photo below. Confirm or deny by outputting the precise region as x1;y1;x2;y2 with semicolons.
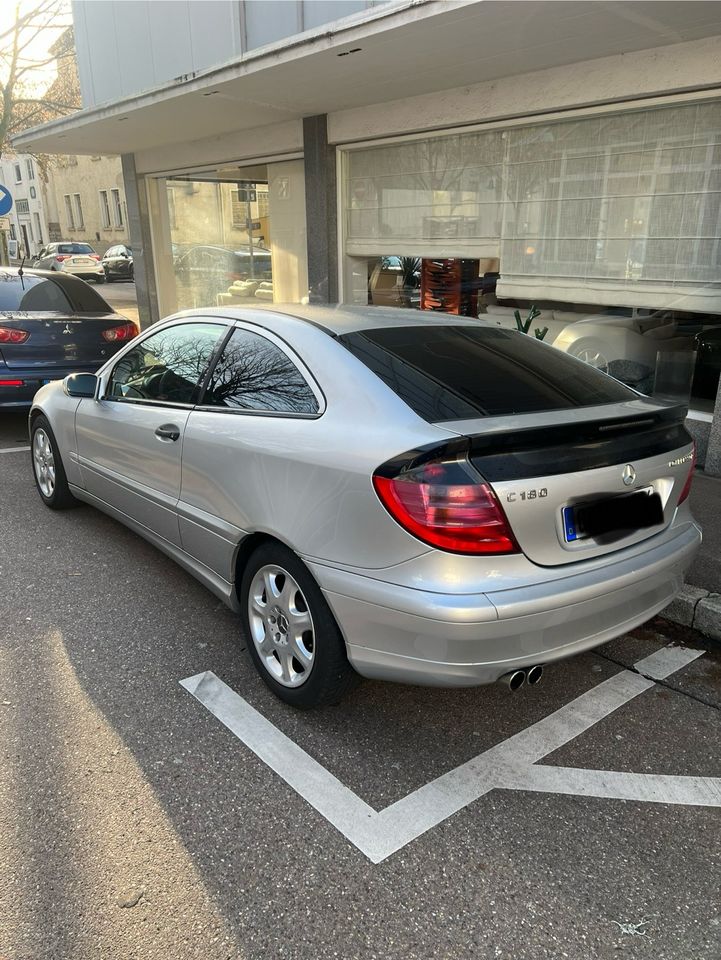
110;188;124;228
194;320;326;420
63;194;75;230
13;163;22;183
73;193;84;229
99;189;111;229
101;319;230;409
25;158;34;180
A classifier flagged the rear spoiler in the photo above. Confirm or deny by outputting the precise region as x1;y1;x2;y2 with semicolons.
468;404;691;481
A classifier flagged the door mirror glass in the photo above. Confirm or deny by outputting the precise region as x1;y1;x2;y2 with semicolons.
64;372;97;398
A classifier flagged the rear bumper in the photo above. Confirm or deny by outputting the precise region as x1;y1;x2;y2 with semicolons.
60;265;104;278
0;365;98;407
311;521;701;686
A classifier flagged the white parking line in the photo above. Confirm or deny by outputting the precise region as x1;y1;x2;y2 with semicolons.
0;446;30;454
181;645;716;863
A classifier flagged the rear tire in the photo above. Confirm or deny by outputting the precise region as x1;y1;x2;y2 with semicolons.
31;415;78;510
239;542;359;709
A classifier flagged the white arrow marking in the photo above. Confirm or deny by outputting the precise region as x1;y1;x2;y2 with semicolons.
181;645;713;863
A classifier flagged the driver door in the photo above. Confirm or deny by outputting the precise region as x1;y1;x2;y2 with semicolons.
75;320;227;545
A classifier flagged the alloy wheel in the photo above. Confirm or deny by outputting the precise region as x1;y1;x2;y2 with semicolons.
248;564;315;687
33;428;56;498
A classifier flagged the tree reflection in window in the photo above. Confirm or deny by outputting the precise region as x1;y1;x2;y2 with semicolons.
109;323;225;403
204;328;318;414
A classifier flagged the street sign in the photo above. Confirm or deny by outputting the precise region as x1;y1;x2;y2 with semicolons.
236;187;257;203
0;185;13;216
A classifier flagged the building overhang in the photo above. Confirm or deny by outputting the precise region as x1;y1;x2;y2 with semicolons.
13;0;721;157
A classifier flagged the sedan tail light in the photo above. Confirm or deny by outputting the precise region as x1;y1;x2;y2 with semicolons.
677;442;696;505
102;322;139;342
0;379;24;386
0;326;29;343
90;254;101;261
55;255;71;262
373;454;519;555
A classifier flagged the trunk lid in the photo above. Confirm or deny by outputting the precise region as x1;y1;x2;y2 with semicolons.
0;312;128;369
449;402;693;566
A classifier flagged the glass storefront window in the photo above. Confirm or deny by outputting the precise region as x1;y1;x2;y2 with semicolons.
344;98;721;412
152;159;308;315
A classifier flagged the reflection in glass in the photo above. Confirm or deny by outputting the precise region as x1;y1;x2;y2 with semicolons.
204;327;318;414
108;323;225;404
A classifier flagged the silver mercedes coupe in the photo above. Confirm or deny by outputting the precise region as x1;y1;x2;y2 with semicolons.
29;305;700;707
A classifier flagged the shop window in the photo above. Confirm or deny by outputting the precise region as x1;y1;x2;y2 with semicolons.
154;160;308;313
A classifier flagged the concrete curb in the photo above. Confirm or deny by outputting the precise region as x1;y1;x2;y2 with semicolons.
661;585;721;641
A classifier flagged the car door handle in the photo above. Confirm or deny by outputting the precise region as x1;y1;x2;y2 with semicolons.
155;423;181;442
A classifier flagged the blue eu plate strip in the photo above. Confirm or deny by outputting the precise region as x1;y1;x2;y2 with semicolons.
563;506;578;542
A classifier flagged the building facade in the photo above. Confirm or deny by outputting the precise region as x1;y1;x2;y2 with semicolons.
0;153;50;259
45;154;129;255
15;0;721;470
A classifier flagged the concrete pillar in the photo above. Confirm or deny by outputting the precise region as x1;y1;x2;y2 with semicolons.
303;115;338;303
704;376;721;476
121;153;160;330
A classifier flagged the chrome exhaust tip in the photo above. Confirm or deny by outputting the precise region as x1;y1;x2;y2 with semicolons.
526;664;544;686
498;669;526;692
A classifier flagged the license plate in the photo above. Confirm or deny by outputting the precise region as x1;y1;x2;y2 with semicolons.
73;257;90;264
563;489;663;542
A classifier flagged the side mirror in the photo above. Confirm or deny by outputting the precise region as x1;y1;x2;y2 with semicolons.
63;372;98;398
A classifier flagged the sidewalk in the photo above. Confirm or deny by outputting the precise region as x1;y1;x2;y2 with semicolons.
663;470;721;639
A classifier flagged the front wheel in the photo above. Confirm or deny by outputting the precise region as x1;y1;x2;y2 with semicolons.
239;542;358;708
31;415;78;510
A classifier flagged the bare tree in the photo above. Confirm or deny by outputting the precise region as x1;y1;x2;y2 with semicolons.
0;0;78;159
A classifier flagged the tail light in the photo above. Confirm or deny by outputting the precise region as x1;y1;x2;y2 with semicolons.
55;255;71;262
677;443;696;505
373;455;519;555
90;254;101;261
0;326;29;343
102;322;139;342
0;379;24;386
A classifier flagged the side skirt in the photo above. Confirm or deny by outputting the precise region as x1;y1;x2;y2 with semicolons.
69;484;240;612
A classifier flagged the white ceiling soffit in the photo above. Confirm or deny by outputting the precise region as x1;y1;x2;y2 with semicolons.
13;0;721;156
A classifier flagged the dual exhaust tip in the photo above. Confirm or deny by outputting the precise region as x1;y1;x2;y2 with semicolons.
498;664;544;692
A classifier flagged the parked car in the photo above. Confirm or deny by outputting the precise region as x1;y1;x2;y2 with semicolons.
33;242;105;283
0;267;138;408
29;306;699;708
553;310;697;391
102;244;134;282
173;244;272;281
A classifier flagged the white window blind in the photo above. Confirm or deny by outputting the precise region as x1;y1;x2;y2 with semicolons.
344;100;721;313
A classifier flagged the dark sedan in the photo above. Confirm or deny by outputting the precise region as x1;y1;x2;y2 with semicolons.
0;267;138;408
102;244;134;282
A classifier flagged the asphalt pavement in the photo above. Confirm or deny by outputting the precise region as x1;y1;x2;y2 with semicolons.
1;413;720;960
100;277;140;330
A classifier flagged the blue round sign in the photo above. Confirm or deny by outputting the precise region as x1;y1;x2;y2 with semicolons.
0;184;13;216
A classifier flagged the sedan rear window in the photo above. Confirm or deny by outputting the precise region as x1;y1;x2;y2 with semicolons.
57;243;95;254
0;272;112;313
338;324;637;421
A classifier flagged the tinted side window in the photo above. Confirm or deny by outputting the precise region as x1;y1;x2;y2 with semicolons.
203;327;318;414
338;325;636;421
108;322;225;404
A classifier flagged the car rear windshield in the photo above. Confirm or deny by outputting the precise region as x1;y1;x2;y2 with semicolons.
57;243;95;254
0;272;111;313
338;324;637;421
